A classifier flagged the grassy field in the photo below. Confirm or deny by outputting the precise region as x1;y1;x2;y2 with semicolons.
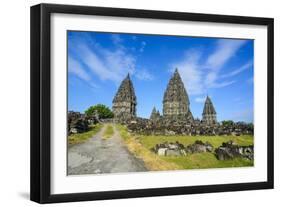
102;124;114;139
116;125;181;171
117;124;254;171
68;124;102;145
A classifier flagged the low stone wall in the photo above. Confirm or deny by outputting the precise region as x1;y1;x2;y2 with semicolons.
126;117;253;136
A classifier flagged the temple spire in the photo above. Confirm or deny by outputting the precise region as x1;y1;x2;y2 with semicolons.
162;68;193;122
112;74;137;122
150;106;161;121
202;95;217;125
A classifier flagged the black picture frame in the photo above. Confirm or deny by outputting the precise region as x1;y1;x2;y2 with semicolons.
30;3;274;204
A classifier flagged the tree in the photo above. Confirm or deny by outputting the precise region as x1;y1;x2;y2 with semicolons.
85;104;114;119
221;120;234;127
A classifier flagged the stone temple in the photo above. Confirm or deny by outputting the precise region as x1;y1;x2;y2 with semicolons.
202;96;217;125
112;74;137;122
163;68;193;122
112;69;217;126
150;106;161;121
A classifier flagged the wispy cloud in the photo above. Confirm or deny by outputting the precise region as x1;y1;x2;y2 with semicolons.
68;56;99;89
171;49;203;95
139;41;147;52
230;108;253;122
210;80;236;88
221;61;253;78
247;77;254;84
68;57;91;81
68;33;153;85
111;34;123;45
170;39;248;95
195;97;206;103
206;39;247;70
135;69;154;81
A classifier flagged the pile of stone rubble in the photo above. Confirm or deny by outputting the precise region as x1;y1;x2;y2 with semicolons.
151;140;254;161
215;141;254;160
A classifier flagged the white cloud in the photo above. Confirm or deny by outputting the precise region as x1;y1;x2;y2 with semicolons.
111;34;123;45
210;80;236;88
195;97;206;103
230;108;253;122
247;77;254;84
170;39;247;95
68;57;91;81
206;39;247;70
221;61;253;78
171;49;204;95
69;34;155;87
139;41;147;52
68;56;99;89
204;39;247;87
135;69;154;81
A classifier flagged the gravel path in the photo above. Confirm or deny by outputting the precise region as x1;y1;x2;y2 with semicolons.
67;124;147;175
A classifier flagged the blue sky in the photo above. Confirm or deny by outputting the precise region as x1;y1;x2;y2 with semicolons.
68;31;254;123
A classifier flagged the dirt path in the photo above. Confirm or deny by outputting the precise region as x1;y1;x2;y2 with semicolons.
67;124;147;175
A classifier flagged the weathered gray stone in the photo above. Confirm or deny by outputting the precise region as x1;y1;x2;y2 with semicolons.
68;111;89;135
162;68;194;122
112;74;136;123
157;148;167;156
215;141;254;160
202;96;217;125
112;71;253;136
186;140;213;154
166;149;181;156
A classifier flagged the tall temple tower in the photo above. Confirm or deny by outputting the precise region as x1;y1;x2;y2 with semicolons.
112;74;137;122
162;68;193;122
202;96;217;125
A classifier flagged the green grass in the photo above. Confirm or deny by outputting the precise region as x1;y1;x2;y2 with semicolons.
138;134;254;149
116;124;181;171
102;124;114;139
162;153;253;169
68;124;102;145
117;124;254;170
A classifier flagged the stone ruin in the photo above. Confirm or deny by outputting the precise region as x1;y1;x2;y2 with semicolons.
112;73;137;124
151;140;253;161
215;141;254;160
162;68;194;123
150;107;161;122
151;140;214;157
68;111;89;135
67;110;103;135
202;96;217;125
126;117;253;136
111;69;253;136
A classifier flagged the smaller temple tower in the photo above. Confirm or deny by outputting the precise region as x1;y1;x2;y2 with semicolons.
112;74;137;122
202;96;217;125
150;107;161;121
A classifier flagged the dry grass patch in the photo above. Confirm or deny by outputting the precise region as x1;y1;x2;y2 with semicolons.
116;125;182;171
68;124;102;145
117;124;254;170
102;124;114;139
